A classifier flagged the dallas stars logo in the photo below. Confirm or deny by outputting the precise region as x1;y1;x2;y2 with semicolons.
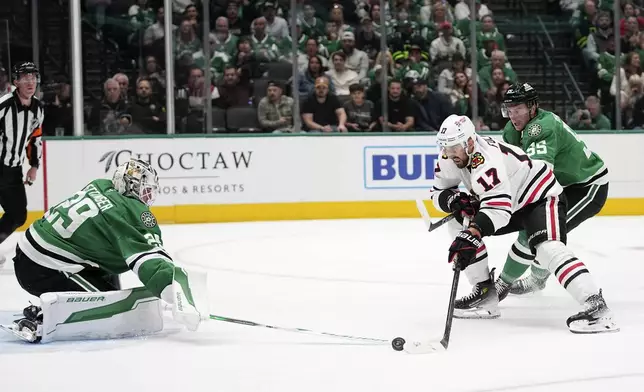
527;123;542;137
140;211;157;228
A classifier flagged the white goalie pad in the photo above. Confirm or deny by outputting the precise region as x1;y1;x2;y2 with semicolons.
39;288;163;343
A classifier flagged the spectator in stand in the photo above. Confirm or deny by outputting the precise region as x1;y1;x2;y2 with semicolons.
301;76;348;132
568;96;611;130
329;3;352;37
597;39;618;109
620;1;644;36
585;11;614;72
213;17;238;58
128;0;155;46
477;15;506;51
375;80;414;131
478;50;517;92
128;78;166;134
172;0;193;15
86;0;111;40
629;76;644;128
340;31;369;80
411;78;454;132
622;16;642;53
232;37;266;79
437;52;472;95
299;2;326;39
175;19;201;59
141;56;166;98
297;38;329;72
299;55;335;96
453;0;491;21
326;51;360;97
624;75;644;127
257;80;295;133
484;68;512;103
572;0;599;66
175;66;217;133
477;39;498;71
343;84;377;131
251;17;281;62
449;71;471;111
421;1;454;29
183;4;200;34
193;33;230;81
213;66;252;109
226;2;251;36
144;7;173;48
88;78;132;135
429;22;466;72
355;16;379;61
113;73;131;104
263;2;289;40
611;51;644;110
484;80;511;131
42;82;73;136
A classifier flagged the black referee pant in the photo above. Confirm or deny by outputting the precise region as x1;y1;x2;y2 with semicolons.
0;165;27;244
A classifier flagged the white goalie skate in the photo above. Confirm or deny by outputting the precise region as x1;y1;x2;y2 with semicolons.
454;270;501;319
567;290;619;334
0;305;43;343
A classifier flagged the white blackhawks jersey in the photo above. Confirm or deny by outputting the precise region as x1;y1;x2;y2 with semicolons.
431;135;563;234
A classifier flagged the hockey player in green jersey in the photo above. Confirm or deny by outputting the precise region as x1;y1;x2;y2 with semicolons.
2;158;204;343
495;83;609;300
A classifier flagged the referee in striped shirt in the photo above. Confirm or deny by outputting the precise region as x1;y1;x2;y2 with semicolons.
0;62;44;265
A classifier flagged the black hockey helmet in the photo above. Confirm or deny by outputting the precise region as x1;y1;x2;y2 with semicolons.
12;61;40;83
502;83;538;118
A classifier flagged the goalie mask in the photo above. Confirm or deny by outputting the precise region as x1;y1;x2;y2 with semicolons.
112;158;160;206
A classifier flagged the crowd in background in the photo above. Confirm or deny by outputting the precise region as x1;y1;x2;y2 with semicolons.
573;0;644;129
11;0;644;134
30;0;522;135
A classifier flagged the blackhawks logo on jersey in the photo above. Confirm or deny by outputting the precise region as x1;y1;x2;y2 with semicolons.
140;211;157;228
470;152;485;169
527;123;542;137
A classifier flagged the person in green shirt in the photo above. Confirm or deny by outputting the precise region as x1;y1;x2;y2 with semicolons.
567;95;612;130
495;83;610;300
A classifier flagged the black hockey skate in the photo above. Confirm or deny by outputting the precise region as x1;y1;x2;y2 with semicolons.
454;269;500;319
0;305;43;343
495;277;511;302
566;289;619;334
509;270;549;295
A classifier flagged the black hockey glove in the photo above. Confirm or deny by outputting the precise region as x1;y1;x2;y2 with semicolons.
448;230;482;270
447;192;480;224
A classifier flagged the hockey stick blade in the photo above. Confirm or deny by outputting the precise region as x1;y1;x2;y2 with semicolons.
415;200;454;232
209;314;390;345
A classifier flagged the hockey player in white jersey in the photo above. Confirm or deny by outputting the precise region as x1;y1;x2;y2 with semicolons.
431;115;618;333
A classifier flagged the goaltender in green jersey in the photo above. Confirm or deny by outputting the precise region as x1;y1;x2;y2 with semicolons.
2;158;204;343
494;83;609;300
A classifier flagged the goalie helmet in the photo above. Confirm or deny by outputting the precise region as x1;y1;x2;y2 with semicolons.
112;158;159;206
437;114;477;154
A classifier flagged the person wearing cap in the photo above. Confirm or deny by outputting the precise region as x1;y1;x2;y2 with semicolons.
301;76;348;132
262;1;289;40
429;21;466;68
339;31;369;80
257;80;295;133
355;16;379;60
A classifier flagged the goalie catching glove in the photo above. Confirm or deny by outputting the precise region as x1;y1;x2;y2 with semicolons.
448;229;482;270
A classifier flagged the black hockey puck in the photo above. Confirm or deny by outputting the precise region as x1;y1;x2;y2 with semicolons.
392;337;406;351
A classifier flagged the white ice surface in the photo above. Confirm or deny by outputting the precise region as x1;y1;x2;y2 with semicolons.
1;217;643;392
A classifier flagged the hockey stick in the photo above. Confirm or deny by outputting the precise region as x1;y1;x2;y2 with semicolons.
415;200;454;232
209;314;391;345
395;209;465;354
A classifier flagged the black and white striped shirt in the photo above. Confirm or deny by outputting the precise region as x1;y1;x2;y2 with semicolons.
0;91;44;168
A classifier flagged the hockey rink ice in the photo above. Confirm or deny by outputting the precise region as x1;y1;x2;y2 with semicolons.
1;216;643;392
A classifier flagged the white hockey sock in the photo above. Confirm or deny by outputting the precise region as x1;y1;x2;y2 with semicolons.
536;241;598;304
464;242;490;286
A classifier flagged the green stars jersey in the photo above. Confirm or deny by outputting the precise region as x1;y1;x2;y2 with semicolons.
18;179;175;297
502;109;608;187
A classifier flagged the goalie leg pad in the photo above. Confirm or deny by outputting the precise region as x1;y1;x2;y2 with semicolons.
39;287;163;343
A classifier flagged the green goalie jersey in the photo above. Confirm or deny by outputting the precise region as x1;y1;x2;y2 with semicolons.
19;179;174;297
502;109;608;187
